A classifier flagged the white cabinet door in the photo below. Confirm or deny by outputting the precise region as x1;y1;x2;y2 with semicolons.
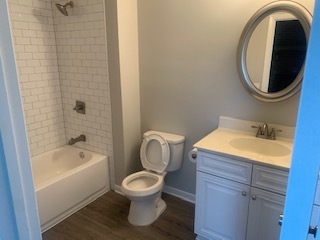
195;172;250;240
246;187;285;240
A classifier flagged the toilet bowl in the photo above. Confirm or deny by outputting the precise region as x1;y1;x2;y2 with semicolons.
122;171;165;197
121;131;185;226
122;170;167;226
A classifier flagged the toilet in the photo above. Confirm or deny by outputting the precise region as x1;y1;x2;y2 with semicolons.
121;130;185;226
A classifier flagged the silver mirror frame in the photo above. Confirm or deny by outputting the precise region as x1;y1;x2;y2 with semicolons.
237;1;312;102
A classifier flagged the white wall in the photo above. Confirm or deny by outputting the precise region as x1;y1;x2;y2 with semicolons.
247;17;269;88
117;0;142;175
104;0;142;186
138;0;314;194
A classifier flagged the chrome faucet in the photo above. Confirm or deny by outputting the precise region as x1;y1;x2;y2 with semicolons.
252;123;282;140
68;134;86;145
261;123;269;137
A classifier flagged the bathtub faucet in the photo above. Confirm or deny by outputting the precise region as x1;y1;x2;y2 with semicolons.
68;134;86;145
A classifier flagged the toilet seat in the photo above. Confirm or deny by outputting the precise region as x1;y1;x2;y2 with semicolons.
121;170;164;197
140;134;170;174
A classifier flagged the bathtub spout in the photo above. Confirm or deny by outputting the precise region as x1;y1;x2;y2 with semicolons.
68;135;86;145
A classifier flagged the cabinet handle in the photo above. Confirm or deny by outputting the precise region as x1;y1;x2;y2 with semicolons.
278;214;283;226
242;191;247;196
309;225;318;238
251;195;256;200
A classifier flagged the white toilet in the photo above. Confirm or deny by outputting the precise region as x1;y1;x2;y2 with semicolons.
121;130;185;226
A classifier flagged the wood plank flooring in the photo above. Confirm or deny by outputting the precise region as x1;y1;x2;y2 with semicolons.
42;191;196;240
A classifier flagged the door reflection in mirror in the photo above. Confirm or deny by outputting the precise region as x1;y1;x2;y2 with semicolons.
246;13;307;93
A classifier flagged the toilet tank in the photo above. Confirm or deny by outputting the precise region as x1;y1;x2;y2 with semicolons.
144;131;185;172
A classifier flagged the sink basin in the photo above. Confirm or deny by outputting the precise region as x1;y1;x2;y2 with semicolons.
229;138;291;157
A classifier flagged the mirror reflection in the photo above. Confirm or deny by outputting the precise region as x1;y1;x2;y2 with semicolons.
246;12;307;93
237;1;312;102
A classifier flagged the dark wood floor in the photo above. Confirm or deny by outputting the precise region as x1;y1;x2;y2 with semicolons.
42;191;196;240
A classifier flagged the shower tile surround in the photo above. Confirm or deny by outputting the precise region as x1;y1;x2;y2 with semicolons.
8;0;113;159
8;0;65;156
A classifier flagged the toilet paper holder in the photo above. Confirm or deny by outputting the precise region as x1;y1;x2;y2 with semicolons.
188;148;197;163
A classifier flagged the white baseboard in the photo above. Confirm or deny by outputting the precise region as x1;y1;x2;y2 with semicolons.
163;185;195;203
114;184;123;195
114;184;195;203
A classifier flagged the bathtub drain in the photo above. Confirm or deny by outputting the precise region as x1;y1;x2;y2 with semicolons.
79;152;85;159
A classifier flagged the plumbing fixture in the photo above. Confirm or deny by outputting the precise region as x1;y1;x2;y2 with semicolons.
68;134;86;145
73;100;85;114
55;1;73;16
79;152;85;159
261;123;269;137
252;123;282;140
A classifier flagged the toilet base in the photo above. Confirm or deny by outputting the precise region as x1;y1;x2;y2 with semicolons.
128;196;167;226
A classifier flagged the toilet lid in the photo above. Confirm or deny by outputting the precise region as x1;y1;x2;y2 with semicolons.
140;134;170;174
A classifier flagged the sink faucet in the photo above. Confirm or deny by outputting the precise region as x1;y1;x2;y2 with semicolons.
261;123;269;137
252;123;282;140
68;134;86;145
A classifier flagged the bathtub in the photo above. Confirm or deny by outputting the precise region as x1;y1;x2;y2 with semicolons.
31;145;110;232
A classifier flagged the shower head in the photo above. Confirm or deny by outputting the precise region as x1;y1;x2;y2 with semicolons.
55;1;73;16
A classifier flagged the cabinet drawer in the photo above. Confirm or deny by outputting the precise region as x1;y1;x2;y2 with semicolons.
252;165;288;195
197;152;252;184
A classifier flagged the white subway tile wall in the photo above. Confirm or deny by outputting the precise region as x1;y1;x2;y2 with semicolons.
53;0;112;156
8;0;113;158
8;0;66;156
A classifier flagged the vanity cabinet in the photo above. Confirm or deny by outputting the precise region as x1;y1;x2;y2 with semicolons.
195;151;288;240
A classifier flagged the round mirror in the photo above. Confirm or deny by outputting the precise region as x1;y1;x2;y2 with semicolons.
237;1;312;102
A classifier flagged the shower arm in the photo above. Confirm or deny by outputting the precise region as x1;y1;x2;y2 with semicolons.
65;2;73;8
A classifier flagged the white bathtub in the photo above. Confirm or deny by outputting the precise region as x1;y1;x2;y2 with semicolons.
31;145;110;232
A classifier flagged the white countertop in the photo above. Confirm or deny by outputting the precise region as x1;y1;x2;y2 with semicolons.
194;128;293;170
